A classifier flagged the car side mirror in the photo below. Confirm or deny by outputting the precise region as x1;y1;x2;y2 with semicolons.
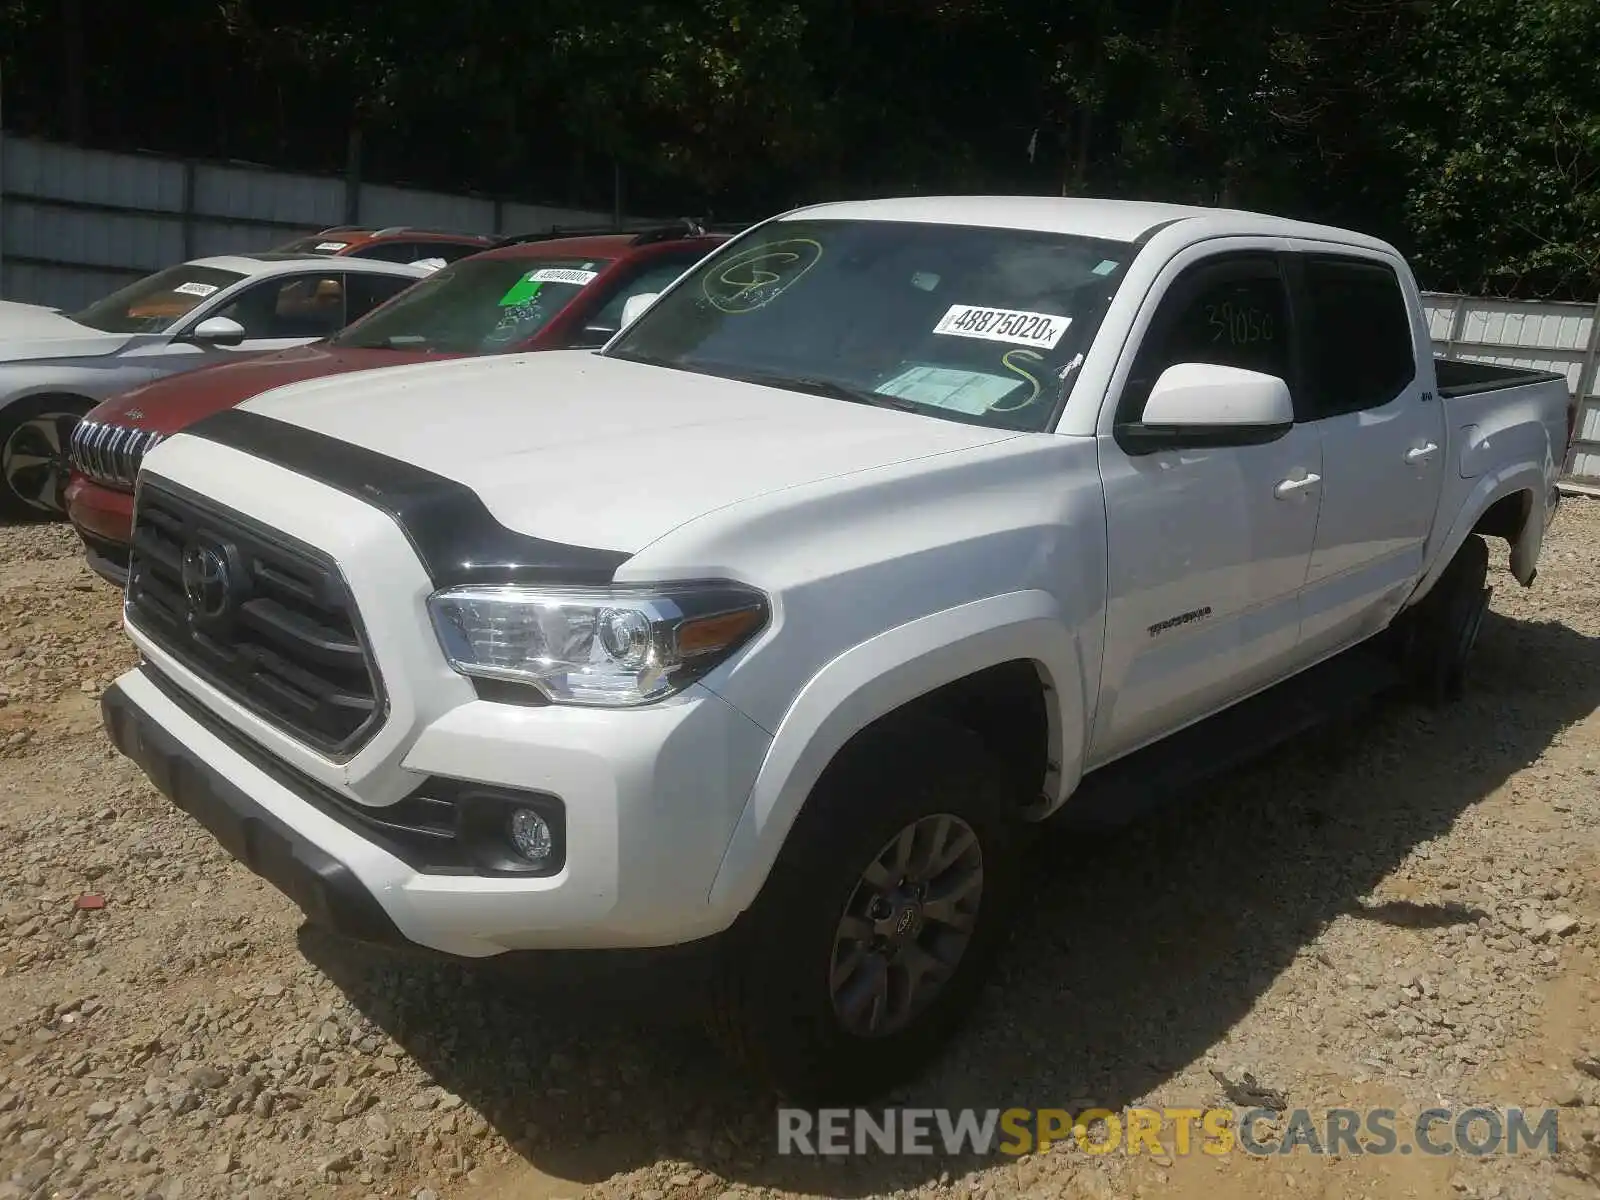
184;316;247;347
619;292;660;331
1115;362;1294;455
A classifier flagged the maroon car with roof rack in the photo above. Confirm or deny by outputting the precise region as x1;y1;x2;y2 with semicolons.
271;226;498;265
65;220;736;585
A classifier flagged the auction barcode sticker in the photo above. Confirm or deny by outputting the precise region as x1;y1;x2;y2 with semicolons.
171;282;219;298
315;241;349;251
529;268;599;286
932;304;1071;349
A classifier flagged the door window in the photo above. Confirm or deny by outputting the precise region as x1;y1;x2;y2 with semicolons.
350;241;485;264
571;257;702;347
1296;257;1415;420
209;273;348;339
347;241;432;263
1119;254;1292;422
344;273;417;322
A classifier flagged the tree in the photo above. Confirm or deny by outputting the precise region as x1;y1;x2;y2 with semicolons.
1397;0;1600;298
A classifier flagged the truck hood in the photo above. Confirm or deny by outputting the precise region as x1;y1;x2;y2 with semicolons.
86;342;453;434
0;300;132;361
237;350;1018;553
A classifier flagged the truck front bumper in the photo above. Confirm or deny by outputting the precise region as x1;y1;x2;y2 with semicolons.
102;663;772;957
103;677;408;948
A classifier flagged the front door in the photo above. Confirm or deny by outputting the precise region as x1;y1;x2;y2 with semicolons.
1092;249;1323;765
126;271;353;377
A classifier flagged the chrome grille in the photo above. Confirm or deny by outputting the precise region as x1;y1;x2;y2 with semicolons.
125;479;386;758
69;419;165;490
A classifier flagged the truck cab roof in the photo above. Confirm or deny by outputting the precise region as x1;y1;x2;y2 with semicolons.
786;195;1397;254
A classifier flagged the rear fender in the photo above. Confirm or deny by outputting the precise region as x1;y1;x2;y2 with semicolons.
1411;464;1545;604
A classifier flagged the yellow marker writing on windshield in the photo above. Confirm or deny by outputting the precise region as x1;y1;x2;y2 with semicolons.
991;348;1044;412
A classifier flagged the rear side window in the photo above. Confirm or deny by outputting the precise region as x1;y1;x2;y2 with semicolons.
1297;257;1415;419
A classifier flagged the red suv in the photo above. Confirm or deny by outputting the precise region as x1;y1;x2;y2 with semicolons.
272;226;498;265
66;222;735;585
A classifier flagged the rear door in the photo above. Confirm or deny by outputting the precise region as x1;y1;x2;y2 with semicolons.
1288;250;1446;657
1091;245;1324;764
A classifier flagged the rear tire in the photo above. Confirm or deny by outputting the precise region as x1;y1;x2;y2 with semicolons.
1403;534;1491;705
706;714;1022;1103
0;395;93;520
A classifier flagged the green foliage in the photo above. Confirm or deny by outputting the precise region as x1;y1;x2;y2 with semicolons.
2;0;1598;297
1399;0;1600;298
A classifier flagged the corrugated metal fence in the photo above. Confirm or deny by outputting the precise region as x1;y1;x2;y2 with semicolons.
1423;291;1600;488
0;134;632;311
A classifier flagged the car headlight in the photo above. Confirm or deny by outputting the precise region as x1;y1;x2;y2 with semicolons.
426;581;769;706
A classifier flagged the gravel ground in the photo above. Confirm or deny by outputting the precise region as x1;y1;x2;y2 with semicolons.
4;505;1600;1200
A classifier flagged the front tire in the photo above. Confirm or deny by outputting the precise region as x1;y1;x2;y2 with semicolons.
0;396;93;520
707;714;1022;1103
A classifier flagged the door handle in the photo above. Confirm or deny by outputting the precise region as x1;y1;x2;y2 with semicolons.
1273;472;1322;500
1405;442;1439;465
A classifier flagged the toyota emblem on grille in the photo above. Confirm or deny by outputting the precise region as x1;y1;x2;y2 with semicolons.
181;543;233;619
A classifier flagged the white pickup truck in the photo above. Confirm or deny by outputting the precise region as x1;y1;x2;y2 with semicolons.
100;197;1570;1101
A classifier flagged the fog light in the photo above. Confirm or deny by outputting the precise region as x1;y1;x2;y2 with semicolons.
508;808;554;864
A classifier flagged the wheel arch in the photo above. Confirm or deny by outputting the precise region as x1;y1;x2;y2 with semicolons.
1412;464;1546;603
706;589;1088;918
0;386;99;418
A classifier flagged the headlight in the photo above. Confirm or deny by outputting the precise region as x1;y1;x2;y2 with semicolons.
426;581;769;706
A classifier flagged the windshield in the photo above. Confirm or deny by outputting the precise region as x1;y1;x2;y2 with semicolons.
70;264;246;334
332;256;613;352
604;219;1133;431
275;234;360;254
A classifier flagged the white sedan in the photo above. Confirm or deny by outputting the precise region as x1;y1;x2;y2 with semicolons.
0;253;431;517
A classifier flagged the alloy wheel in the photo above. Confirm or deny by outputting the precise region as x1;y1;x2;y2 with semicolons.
2;410;84;515
828;813;985;1038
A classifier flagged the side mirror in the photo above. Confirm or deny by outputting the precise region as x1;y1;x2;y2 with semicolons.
185;316;246;347
1116;362;1294;455
618;292;660;331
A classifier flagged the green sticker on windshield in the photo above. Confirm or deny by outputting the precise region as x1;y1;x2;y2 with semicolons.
498;277;544;307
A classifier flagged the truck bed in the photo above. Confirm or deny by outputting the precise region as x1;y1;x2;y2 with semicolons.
1435;356;1566;399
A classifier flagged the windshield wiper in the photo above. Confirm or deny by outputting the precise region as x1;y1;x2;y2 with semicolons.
727;370;917;412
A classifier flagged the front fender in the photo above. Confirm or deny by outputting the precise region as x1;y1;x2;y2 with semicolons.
0;370;135;416
706;589;1088;917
